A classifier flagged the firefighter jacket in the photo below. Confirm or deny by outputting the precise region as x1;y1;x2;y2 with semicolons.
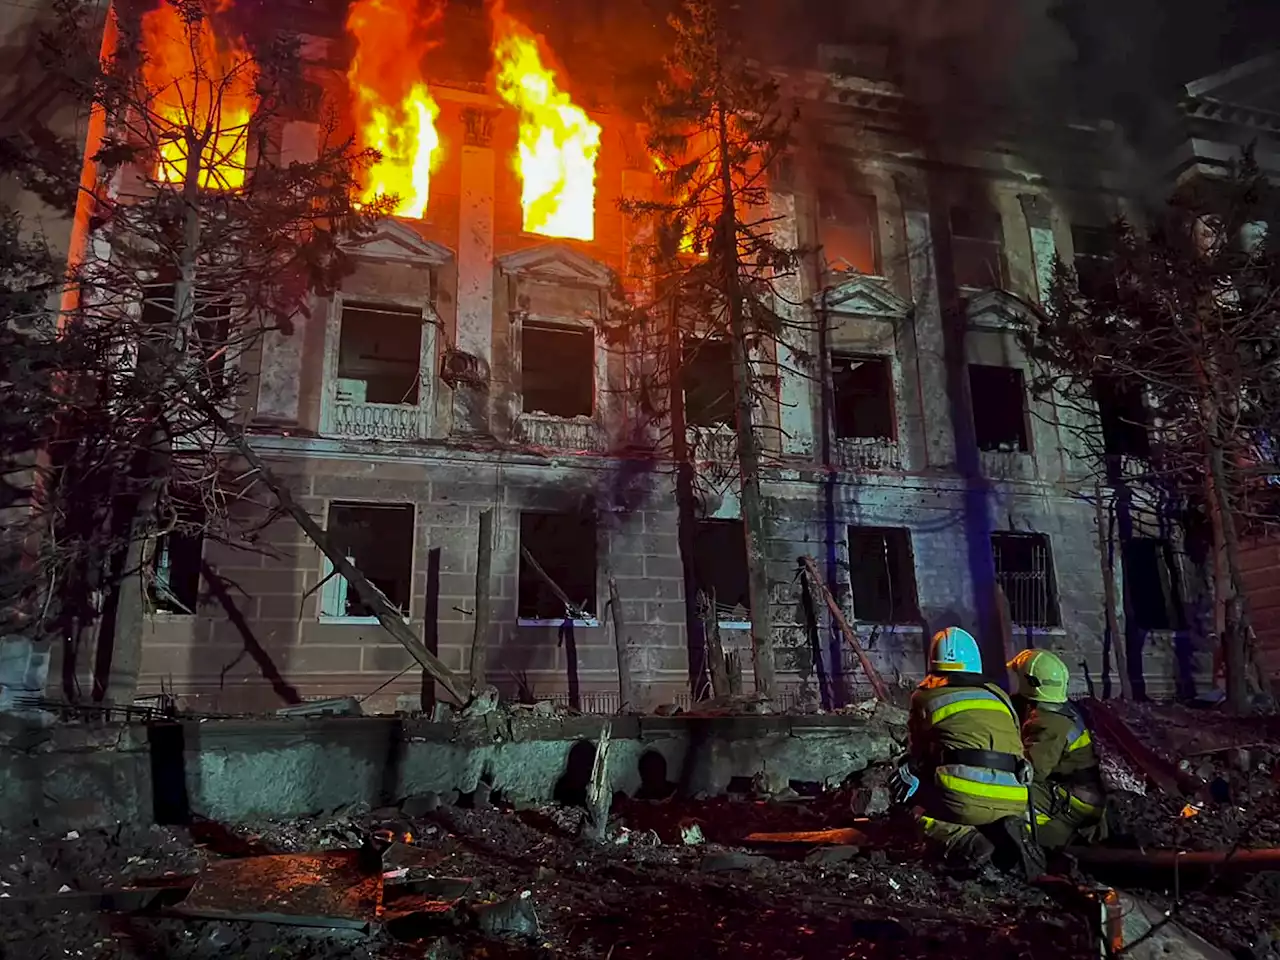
907;674;1029;824
1022;700;1105;822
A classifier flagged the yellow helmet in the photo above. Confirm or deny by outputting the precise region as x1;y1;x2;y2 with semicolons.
1007;648;1070;703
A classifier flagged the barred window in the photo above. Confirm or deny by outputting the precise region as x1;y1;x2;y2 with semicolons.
991;532;1059;628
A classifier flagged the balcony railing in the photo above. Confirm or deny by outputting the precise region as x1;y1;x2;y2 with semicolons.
687;423;738;463
330;401;429;441
515;412;605;452
836;436;902;471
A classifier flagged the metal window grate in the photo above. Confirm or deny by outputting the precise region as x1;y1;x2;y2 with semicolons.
992;533;1059;628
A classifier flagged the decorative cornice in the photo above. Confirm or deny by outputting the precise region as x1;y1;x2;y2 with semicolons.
460;106;499;148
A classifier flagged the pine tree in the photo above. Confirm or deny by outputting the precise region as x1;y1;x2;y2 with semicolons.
613;0;807;701
1020;158;1280;712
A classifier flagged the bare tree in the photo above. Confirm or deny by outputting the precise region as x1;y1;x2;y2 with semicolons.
7;0;386;704
608;0;811;702
1020;158;1280;712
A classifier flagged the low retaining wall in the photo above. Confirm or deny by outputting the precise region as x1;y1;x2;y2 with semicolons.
0;710;904;833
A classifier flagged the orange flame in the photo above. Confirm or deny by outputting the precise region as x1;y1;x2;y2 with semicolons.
141;1;258;191
651;134;713;258
491;10;601;242
346;0;443;219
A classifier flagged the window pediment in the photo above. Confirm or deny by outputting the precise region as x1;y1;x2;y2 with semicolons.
821;274;912;320
342;219;455;266
498;243;614;288
965;288;1042;332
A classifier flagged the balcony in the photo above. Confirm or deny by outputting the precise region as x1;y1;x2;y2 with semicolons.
331;386;430;442
515;412;605;452
687;423;738;463
836;436;901;471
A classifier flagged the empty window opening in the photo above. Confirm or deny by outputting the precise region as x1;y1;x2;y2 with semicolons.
847;526;918;624
1123;537;1185;631
969;364;1030;452
337;303;423;405
522;322;594;418
832;353;894;440
1094;377;1150;458
950;205;1005;289
692;518;750;624
320;502;415;619
518;510;598;621
818;190;880;276
683;339;736;428
1072;225;1114;300
150;504;205;615
991;532;1059;628
138;285;232;391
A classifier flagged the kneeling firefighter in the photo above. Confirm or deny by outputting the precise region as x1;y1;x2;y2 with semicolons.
891;627;1043;876
1007;649;1107;849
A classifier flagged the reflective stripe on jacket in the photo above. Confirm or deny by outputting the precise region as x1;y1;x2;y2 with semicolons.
1023;700;1103;816
909;675;1029;810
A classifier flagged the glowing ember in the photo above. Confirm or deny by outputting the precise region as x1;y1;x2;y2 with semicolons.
142;1;257;191
346;0;443;219
491;9;601;242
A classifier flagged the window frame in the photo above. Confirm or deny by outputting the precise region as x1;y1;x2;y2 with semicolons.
318;500;417;624
517;509;601;628
990;531;1061;629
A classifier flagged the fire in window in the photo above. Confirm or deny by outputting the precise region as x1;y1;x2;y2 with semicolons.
150;506;205;615
1071;225;1114;300
991;532;1059;628
337;303;423;406
847;526;918;624
832;353;894;440
518;510;597;621
818;190;880;276
1123;537;1185;631
969;364;1030;452
691;518;750;625
320;503;415;619
950;205;1005;289
1093;377;1150;458
683;338;736;428
521;322;594;418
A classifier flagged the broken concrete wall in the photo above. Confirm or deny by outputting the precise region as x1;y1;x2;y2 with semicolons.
0;713;902;832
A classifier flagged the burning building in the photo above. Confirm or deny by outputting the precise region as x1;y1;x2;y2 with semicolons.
10;0;1278;713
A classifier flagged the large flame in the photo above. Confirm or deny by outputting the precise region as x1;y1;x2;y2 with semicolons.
346;0;443;219
141;1;257;191
651;131;715;258
491;10;601;242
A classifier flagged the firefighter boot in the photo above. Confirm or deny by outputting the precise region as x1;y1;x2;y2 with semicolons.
992;816;1047;880
942;826;996;874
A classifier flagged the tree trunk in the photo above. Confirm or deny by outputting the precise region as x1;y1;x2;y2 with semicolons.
715;100;775;700
700;589;730;699
1094;483;1133;699
468;508;494;691
1207;442;1258;711
608;577;638;712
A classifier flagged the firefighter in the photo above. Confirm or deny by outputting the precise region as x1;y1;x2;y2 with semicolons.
891;627;1043;876
1007;648;1107;849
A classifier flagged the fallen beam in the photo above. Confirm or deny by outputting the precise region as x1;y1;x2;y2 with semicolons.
1080;699;1200;797
798;556;889;701
1068;845;1280;874
742;827;868;846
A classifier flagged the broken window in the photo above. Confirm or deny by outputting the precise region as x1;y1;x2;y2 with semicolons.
337;303;423;405
683;338;736;428
847;526;918;623
991;532;1059;628
692;518;751;624
518;510;597;621
1093;377;1150;458
969;364;1030;452
150;505;205;615
832;353;894;440
1072;225;1114;300
320;503;415;619
950;205;1006;289
818;191;880;276
1123;537;1186;631
522;322;594;418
